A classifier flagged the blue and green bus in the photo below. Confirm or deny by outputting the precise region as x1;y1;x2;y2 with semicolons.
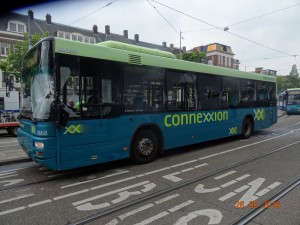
18;37;277;171
285;88;300;114
277;91;287;111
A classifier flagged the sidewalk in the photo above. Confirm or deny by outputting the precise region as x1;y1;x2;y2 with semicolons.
0;109;287;166
0;130;31;166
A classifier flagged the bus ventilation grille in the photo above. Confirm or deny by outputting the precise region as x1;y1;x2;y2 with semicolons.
129;54;141;65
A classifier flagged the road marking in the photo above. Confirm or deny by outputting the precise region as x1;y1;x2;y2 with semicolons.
53;189;89;200
155;194;179;204
75;182;156;211
218;178;281;206
133;200;195;225
28;199;52;207
0;206;26;216
91;176;136;190
195;173;250;194
163;163;208;182
0;144;20;148
105;194;180;225
0;194;34;204
215;171;237;180
169;200;194;212
174;209;223;225
0;171;17;176
0;141;19;144
1;131;295;216
134;212;169;225
0;178;24;187
119;204;154;220
60;170;129;189
73;181;150;206
0;173;19;179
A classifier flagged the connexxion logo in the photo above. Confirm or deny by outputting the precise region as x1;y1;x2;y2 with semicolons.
164;111;229;127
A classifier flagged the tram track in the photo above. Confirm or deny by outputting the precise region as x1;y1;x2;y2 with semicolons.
0;128;298;192
231;176;300;225
68;139;300;225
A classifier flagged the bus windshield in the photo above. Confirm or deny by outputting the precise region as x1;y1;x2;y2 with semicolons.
21;40;54;120
287;91;300;105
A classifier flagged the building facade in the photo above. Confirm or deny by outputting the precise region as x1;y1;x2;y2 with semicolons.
0;10;180;91
255;67;277;76
193;43;239;70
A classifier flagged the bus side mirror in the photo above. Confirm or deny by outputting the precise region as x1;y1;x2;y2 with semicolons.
58;104;69;127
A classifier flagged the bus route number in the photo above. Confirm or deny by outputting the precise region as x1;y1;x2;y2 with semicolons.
37;130;48;136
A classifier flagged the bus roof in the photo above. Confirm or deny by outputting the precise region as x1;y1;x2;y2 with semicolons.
54;37;276;83
287;88;300;91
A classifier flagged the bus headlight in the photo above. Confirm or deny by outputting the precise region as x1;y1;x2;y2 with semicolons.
34;141;44;149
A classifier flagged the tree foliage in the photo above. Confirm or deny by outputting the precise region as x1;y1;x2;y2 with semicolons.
0;32;49;75
276;75;287;94
177;51;206;63
276;64;300;93
286;64;300;88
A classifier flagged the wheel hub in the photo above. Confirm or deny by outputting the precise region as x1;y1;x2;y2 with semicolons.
137;138;153;156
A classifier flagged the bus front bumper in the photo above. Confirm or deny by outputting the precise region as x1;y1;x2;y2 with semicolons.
18;129;58;170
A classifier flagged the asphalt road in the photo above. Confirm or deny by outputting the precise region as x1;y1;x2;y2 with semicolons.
0;114;299;225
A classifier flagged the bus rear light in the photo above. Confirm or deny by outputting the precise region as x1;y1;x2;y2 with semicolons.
122;147;128;151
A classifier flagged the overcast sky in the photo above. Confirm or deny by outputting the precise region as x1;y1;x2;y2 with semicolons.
13;0;300;75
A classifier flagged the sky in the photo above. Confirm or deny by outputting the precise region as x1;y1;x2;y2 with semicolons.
10;0;300;75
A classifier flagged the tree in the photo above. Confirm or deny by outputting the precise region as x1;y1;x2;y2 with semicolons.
276;75;287;94
0;32;49;75
177;51;206;63
286;64;300;88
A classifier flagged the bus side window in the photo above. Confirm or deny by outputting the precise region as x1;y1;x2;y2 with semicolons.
241;80;256;102
166;71;197;111
198;75;221;110
123;65;164;113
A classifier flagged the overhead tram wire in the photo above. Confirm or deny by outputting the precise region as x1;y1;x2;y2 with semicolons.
146;0;192;56
68;0;118;26
146;0;180;36
240;55;292;62
227;3;300;27
150;0;295;58
182;3;300;34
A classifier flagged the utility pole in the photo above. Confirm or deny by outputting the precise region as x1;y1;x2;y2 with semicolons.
28;10;32;49
293;55;298;67
179;30;182;59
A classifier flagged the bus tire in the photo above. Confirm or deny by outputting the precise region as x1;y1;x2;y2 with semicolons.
8;127;18;137
131;129;159;164
241;117;253;139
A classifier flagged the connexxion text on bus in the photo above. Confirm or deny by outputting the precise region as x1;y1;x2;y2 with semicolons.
18;37;277;171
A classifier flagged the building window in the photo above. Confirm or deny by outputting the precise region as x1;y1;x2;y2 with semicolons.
84;37;89;43
65;33;70;39
18;24;25;33
78;36;83;42
90;38;95;44
8;22;26;33
1;42;10;56
58;32;64;38
9;23;17;32
72;35;77;41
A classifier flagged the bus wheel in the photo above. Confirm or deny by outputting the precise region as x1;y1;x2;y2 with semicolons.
9;127;18;137
241;117;253;139
131;129;159;164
